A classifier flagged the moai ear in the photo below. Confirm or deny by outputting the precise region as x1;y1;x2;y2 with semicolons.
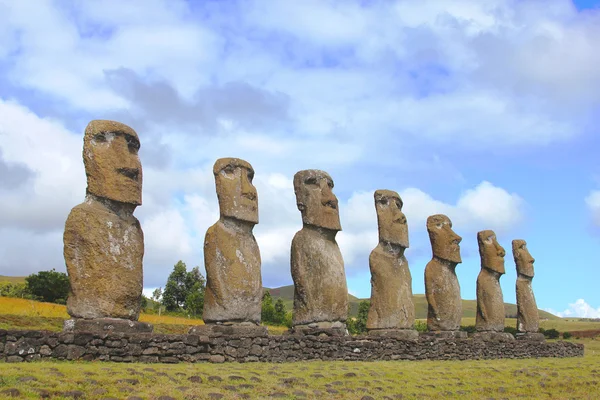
297;202;306;212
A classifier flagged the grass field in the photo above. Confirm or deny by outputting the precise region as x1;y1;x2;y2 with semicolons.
1;297;599;398
0;297;291;335
0;339;595;399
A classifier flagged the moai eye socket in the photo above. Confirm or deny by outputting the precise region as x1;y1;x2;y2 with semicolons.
93;133;107;143
247;169;255;182
222;165;235;176
305;177;318;186
127;136;140;154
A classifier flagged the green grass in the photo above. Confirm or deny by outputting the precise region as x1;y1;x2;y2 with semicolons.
0;339;596;399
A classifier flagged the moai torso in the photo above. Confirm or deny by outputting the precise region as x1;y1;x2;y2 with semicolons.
203;158;262;324
291;227;348;325
203;220;262;323
513;240;539;333
291;170;348;326
65;199;144;319
367;190;414;330
64;120;144;321
425;215;463;331
476;230;506;332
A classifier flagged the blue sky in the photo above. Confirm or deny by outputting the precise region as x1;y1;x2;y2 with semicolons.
1;0;599;318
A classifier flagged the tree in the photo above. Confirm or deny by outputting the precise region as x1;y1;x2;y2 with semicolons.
161;261;206;314
348;300;370;335
162;261;189;311
261;290;275;323
24;269;70;304
274;298;287;325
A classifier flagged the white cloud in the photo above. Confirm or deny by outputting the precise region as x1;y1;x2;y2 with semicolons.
585;190;600;227
335;181;524;275
546;299;600;318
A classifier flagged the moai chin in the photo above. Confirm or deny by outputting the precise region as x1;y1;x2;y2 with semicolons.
366;190;417;339
290;169;348;334
513;239;543;340
201;158;263;327
475;230;513;340
424;214;465;337
63;120;151;333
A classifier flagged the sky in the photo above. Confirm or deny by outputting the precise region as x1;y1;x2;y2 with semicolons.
1;0;600;318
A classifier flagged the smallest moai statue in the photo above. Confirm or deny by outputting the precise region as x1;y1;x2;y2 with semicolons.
366;190;417;340
474;230;513;341
513;239;544;341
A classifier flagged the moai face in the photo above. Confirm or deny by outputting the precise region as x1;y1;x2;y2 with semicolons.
512;239;535;278
427;214;462;263
374;189;408;248
477;230;506;274
293;169;341;231
83;120;142;205
214;158;258;224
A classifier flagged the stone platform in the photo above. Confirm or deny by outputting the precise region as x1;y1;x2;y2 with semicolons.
368;329;419;340
0;329;583;363
63;318;153;334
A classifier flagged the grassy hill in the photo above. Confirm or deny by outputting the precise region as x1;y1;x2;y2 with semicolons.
1;275;558;321
265;285;560;320
0;275;26;284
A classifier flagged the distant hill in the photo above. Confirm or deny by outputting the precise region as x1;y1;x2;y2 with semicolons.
0;275;26;284
265;285;560;320
0;276;559;321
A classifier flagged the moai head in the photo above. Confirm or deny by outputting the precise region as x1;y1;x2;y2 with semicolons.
512;239;535;278
426;214;462;263
214;158;258;224
477;230;506;274
293;169;341;231
83;120;142;205
374;189;408;248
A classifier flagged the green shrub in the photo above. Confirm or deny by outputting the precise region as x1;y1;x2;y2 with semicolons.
504;326;518;336
414;320;428;333
563;331;572;339
460;325;477;334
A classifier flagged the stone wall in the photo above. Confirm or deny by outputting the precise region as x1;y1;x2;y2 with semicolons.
0;330;583;363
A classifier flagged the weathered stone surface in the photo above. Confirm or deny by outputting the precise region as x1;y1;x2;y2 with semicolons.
471;331;514;342
0;329;585;362
64;120;145;322
513;239;539;334
188;324;267;337
63;318;153;334
202;158;262;325
476;230;506;332
367;190;415;332
424;215;463;332
515;332;545;342
291;170;348;327
367;329;418;340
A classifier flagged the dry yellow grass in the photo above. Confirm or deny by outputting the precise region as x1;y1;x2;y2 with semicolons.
0;297;69;319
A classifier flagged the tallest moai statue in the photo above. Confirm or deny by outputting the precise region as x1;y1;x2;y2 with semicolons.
64;120;151;333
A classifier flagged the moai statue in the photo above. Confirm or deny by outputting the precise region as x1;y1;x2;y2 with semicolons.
63;120;152;333
366;190;417;340
290;170;348;335
513;239;544;341
475;230;513;340
190;158;266;336
424;214;466;338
